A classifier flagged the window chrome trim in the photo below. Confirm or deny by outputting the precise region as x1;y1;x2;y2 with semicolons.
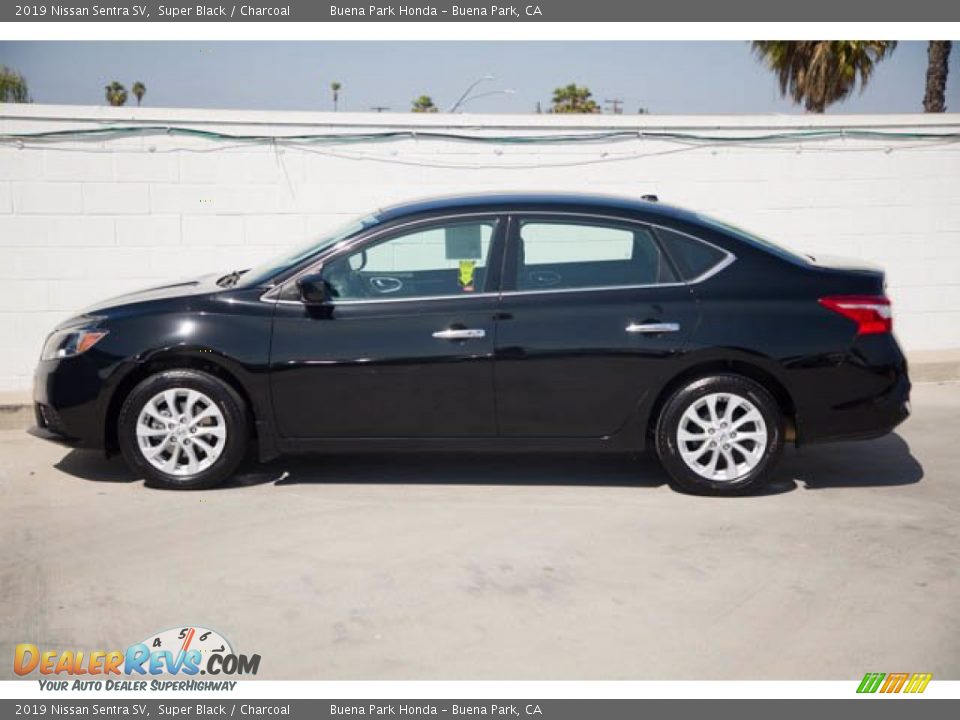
502;210;736;296
272;290;501;307
680;249;736;284
259;211;503;305
499;282;687;297
259;209;736;306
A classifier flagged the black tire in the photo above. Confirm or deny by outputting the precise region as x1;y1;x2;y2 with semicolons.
654;374;784;496
118;369;249;490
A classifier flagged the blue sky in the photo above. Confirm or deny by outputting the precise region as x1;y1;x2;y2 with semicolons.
1;41;957;114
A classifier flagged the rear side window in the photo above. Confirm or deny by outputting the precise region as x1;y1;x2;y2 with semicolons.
657;227;729;281
515;220;677;291
695;213;808;265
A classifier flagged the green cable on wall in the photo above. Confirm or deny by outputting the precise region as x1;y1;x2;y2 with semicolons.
1;124;959;146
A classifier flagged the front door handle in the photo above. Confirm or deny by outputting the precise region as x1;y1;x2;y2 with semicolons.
432;328;486;340
626;322;680;334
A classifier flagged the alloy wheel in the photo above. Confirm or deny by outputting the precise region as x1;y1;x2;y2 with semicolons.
676;392;768;482
136;388;227;476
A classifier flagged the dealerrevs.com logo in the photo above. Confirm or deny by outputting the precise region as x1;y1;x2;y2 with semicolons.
15;626;260;690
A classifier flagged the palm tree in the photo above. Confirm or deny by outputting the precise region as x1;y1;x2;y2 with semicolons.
550;84;600;113
411;95;438;113
923;41;952;112
104;81;128;107
331;81;342;111
0;65;30;103
131;81;146;107
751;41;897;113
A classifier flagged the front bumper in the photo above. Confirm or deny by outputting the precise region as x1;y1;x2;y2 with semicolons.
28;420;84;447
32;354;112;450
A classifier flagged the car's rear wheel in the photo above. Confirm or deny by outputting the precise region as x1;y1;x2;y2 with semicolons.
655;374;784;495
118;369;248;490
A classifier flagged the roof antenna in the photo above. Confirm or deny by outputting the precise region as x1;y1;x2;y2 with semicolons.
641;194;658;202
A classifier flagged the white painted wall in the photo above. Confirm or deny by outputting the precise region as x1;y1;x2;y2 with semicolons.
1;105;959;392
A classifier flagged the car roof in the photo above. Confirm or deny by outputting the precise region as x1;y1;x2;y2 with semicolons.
376;192;703;225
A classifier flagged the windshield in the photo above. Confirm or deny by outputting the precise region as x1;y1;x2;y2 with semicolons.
694;213;810;265
235;213;381;288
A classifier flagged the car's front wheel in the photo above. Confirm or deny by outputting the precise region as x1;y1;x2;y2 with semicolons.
655;374;784;495
118;369;249;490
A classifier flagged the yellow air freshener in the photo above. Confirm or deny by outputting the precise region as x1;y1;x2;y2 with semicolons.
459;260;476;292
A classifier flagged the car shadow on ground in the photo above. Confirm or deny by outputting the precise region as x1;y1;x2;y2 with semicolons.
257;452;671;490
52;432;923;494
53;449;670;490
779;433;923;490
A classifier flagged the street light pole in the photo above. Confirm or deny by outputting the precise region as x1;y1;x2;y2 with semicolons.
448;74;496;112
456;89;517;110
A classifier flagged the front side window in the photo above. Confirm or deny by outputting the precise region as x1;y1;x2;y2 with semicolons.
237;213;379;288
322;219;496;300
513;219;676;292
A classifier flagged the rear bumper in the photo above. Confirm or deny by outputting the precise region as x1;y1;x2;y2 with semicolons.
795;334;911;445
801;372;910;444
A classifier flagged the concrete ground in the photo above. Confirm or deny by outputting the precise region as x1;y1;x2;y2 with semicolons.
1;382;958;681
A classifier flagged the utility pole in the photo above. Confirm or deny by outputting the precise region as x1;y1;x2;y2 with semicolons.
604;98;624;114
370;106;391;113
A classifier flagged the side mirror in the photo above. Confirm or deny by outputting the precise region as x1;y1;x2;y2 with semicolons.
297;272;330;305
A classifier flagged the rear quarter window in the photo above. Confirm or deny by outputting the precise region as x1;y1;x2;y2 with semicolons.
657;227;729;281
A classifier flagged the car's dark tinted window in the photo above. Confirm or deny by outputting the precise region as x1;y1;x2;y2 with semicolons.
694;213;809;265
514;220;676;292
237;214;380;288
657;227;729;280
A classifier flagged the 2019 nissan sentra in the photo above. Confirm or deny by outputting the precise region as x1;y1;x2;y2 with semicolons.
31;193;910;494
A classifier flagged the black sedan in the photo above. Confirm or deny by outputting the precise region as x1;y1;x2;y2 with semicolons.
31;193;910;494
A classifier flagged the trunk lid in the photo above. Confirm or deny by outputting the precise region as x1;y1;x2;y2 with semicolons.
806;253;886;295
806;253;885;275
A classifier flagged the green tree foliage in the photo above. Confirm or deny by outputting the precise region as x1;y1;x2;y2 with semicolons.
751;41;897;113
105;81;128;107
550;84;600;114
411;95;438;113
0;65;30;103
131;81;146;106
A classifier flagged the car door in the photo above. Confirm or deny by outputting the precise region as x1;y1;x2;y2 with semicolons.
494;213;702;438
269;214;505;438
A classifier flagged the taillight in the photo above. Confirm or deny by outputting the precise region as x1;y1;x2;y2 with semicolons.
818;295;892;335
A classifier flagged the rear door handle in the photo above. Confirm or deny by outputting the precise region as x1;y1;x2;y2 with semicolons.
432;328;486;340
626;322;680;334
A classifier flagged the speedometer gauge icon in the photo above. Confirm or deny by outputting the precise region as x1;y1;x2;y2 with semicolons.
140;626;233;664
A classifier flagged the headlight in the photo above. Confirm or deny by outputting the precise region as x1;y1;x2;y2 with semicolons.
40;329;109;361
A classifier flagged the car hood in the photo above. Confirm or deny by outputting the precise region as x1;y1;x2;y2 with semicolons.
79;273;221;315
